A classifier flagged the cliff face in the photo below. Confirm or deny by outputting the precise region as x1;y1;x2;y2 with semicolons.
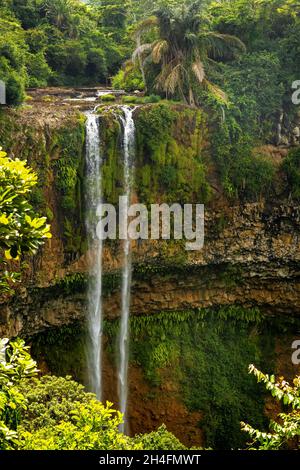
1;88;300;449
1;201;299;337
0;89;299;337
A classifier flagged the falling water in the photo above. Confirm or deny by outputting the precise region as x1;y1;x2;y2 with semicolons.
85;113;103;400
118;106;135;432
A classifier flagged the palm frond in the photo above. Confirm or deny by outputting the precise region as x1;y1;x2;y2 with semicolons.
199;32;246;60
155;60;177;91
163;65;182;94
122;60;137;80
151;40;169;64
132;43;153;63
156;60;186;96
133;16;159;39
184;32;199;46
155;64;173;91
210;32;246;52
203;78;228;103
192;59;205;83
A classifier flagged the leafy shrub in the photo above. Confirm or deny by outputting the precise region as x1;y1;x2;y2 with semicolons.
122;95;140;104
18;376;95;432
0;338;38;450
241;365;300;449
25;52;52;88
20;401;140;450
112;65;145;92
0;148;51;293
4;73;25;105
229;152;276;200
0;18;27;105
143;94;161;104
0;338;187;451
135;425;187;450
100;93;116;102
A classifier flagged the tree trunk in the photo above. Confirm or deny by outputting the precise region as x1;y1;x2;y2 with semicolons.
136;35;147;93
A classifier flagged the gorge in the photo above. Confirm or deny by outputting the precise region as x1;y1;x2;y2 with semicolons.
1;0;300;455
0;86;299;449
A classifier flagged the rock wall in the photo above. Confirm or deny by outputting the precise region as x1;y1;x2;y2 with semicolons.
1;201;300;337
0;94;299;336
1;91;300;449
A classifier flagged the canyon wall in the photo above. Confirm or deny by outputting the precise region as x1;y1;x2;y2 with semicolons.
0;90;299;448
0;95;299;336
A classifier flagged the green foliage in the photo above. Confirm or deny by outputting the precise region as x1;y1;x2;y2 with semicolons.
100;93;116;102
0;338;38;450
282;148;300;200
0;0;126;100
135;103;211;204
131;1;245;104
241;366;300;450
52;273;87;295
112;64;145;92
136;104;175;147
0;338;186;451
25;51;52;88
105;306;273;449
209;97;276;200
143;94;161;104
23;307;299;450
135;424;187;450
18;375;95;432
220;52;283;140
30;322;87;384
0;17;27;105
209;0;300;123
97;102;211;205
121;95;142;104
51;119;85;255
0;148;51;294
198;46;282;201
20;400;140;450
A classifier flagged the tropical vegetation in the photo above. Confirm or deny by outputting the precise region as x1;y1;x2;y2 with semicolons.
0;147;51;296
242;365;300;450
0;337;187;450
0;0;300;453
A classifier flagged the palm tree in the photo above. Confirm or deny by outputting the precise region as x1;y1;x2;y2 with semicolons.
42;0;72;31
132;1;246;105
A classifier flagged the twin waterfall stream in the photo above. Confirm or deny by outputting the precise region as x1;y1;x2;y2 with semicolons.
85;106;135;432
85;114;103;401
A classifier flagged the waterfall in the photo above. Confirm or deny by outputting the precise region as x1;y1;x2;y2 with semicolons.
118;106;135;432
84;106;135;427
85;113;103;400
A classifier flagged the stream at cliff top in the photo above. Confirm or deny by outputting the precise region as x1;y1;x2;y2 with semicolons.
85;113;104;400
118;106;135;433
